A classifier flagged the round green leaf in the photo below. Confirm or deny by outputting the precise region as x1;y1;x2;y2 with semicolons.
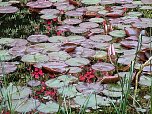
37;101;59;113
109;30;126;38
65;57;90;67
21;53;49;63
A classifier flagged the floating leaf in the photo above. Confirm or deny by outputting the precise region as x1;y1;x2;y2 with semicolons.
0;62;17;76
74;94;111;108
58;85;80;98
45;79;67;88
40;14;57;20
40;61;68;73
0;84;32;100
63;18;82;25
37;101;59;113
90;35;112;42
65;10;83;17
57;75;78;84
21;53;49;63
0;38;14;45
48;51;71;61
27;80;41;87
70;27;88;34
65;67;82;73
8;98;40;113
92;62;115;72
27;1;52;9
89;18;104;23
49;36;67;43
102;90;122;98
40;8;59;14
109;30;126;38
0;6;18;13
27;35;49;43
35;43;61;52
65;57;90;66
81;0;100;5
139;75;152;86
76;82;104;94
79;22;99;29
92;51;107;59
0;50;16;61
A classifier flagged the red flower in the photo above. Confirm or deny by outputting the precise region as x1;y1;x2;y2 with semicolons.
46;26;51;31
56;30;63;36
47;20;52;25
53;18;58;22
79;75;86;81
123;7;127;12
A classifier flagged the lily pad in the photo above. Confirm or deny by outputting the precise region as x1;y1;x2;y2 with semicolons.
65;10;83;17
45;78;67;88
27;34;49;43
0;2;11;7
76;82;104;94
9;39;28;47
41;61;68;73
27;80;41;87
127;11;142;17
79;22;99;29
141;0;152;4
109;30;126;38
139;75;152;86
48;51;71;61
37;101;59;113
0;84;32;100
21;53;49;63
118;54;135;65
0;50;15;61
57;75;78;84
102;90;122;98
120;40;138;49
0;6;18;13
0;38;15;45
90;28;104;34
92;51;107;59
40;14;57;20
26;1;52;9
40;8;59;14
63;18;82;25
70;27;88;34
58;85;80;98
65;67;82;73
92;62;115;72
48;36;67;43
0;62;17;76
90;35;112;42
89;18;104;23
8;98;40;113
65;57;90;67
81;0;100;5
73;47;96;58
35;43;61;52
86;6;104;12
67;35;86;43
74;94;111;108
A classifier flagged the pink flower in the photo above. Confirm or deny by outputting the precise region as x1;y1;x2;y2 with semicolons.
46;26;51;31
108;44;116;56
56;30;62;36
53;18;58;22
34;74;39;79
123;7;127;12
47;20;51;25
